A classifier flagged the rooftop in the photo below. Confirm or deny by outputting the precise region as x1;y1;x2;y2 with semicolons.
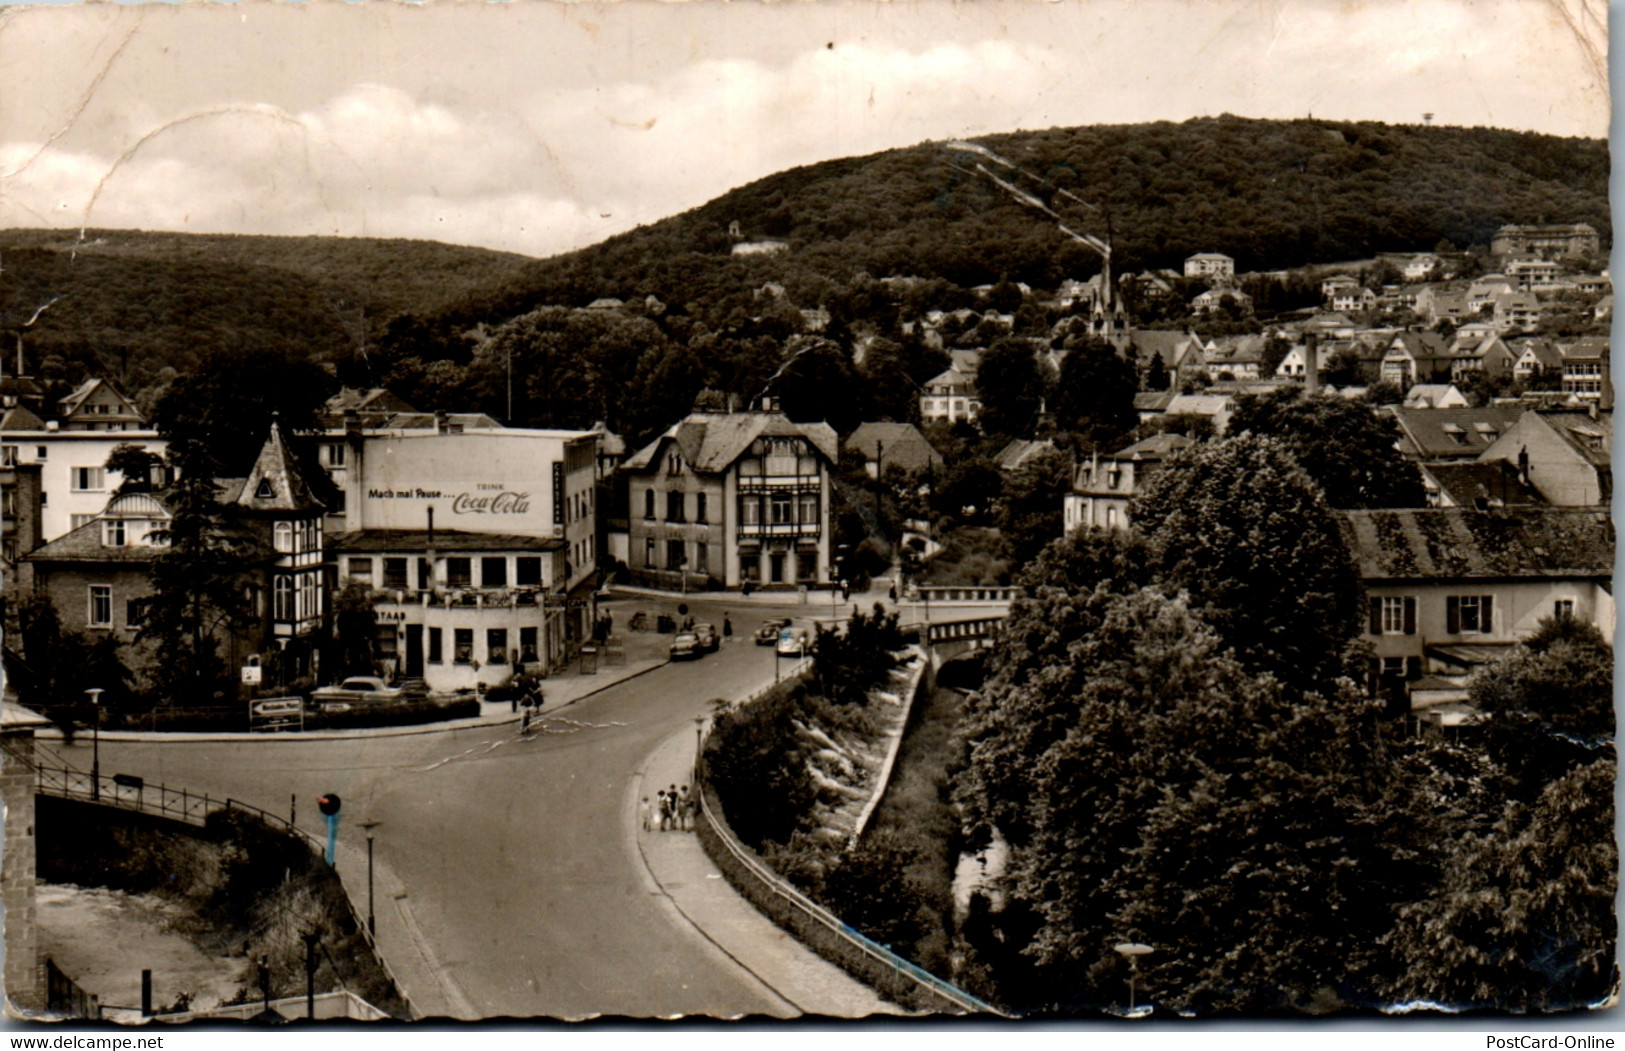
1340;508;1613;581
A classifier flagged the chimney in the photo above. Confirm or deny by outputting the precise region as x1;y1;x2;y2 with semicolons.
1304;332;1320;394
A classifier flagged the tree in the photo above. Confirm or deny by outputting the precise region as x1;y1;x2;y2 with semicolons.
1131;434;1362;692
105;443;164;495
1382;758;1617;1011
328;581;382;681
932;456;1003;524
1226;387;1428;509
1051;338;1138;446
974;338;1048;439
3;590;133;731
811;603;904;706
996;447;1074;567
150;345;333;477
1142;352;1169;392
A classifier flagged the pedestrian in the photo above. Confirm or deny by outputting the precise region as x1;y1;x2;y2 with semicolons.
742;579;755;598
656;790;669;831
679;785;693;831
522;709;531;734
640;796;653;831
723;613;733;640
888;583;897;602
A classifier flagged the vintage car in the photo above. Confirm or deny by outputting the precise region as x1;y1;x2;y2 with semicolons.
692;623;720;652
775;628;810;657
755;618;792;645
310;676;404;712
669;632;704;660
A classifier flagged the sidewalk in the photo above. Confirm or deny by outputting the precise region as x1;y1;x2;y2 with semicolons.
631;724;904;1018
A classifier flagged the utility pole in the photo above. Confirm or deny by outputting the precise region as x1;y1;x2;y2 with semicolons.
302;930;320;1019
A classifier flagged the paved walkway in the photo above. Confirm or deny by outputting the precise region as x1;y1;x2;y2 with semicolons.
631;722;904;1018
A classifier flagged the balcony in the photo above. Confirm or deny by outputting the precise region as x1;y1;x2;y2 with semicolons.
736;522;821;541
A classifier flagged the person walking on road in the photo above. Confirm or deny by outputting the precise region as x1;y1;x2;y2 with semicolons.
656;790;670;831
722;614;733;641
678;785;693;830
640;796;653;831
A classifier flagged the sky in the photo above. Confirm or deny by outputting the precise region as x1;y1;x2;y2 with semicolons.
0;0;1610;261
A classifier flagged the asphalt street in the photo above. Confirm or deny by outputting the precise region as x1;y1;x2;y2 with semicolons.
38;599;822;1021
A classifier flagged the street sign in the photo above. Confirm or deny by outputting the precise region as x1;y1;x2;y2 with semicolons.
249;696;304;733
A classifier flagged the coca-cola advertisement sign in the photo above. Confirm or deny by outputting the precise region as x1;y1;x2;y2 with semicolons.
452;490;532;515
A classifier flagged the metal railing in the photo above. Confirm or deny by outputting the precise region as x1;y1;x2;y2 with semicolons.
924;616;1006;645
913;585;1022;604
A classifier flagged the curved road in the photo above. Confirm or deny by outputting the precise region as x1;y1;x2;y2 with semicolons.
39;600;815;1020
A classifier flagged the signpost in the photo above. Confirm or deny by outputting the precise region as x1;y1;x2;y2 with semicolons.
248;696;305;733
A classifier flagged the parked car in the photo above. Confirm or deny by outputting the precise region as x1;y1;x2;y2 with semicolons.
776;628;810;657
311;676;404;712
669;632;703;660
692;623;719;652
755;618;791;645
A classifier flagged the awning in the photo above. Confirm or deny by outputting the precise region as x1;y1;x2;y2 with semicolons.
1426;642;1516;670
1409;675;1470;711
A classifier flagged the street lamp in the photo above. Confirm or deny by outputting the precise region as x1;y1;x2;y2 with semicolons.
693;716;705;780
359;820;381;936
1114;941;1154;1016
85;688;104;801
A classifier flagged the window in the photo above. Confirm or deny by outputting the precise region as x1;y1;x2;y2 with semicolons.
1447;594;1494;635
516;557;541;587
796;550;816;581
383;558;408;589
274;575;293;620
454;629;474;664
520;627;539;664
1;446;15;467
327;443;346;467
667;538;685;569
1554;598;1576;619
72;467;106;492
347;557;373;585
695;492;708;523
667;453;682;474
255;478;276;499
1106;506;1118;530
666;490;685;522
88;585;112;628
330;490;347;515
645;538;656;567
770;492;793;525
739;553;759;581
740;496;761;526
798;492;818;526
481;557;507;587
644;489;656;520
297;572;319;620
36;446;46;460
125;598;149;629
1373;596;1417;636
487;628;508;665
274;521;294;553
427;627;443;664
695;542;707;573
104;520;126;547
68;513;95;530
38;491;45;507
446;557;472;588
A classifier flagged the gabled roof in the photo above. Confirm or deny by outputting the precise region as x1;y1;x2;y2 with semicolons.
1557;337;1609;362
845;422;943;473
1387;331;1450;360
58;377;141;419
1509;338;1566;370
0;406;46;431
1128;330;1194;368
1391;405;1525;459
236;422;326;514
1422;462;1544;508
1133;391;1176;412
1340;508;1612;580
23;517;164;565
992;439;1055;471
1109;433;1195;461
623;411;839;475
381;412;504;431
1534;411;1612;469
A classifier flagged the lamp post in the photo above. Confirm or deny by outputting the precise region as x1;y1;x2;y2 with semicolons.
1114;941;1154;1016
359;820;381;936
693;716;705;780
85;688;104;801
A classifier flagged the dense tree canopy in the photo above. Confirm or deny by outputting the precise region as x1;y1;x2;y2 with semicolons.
1226;388;1428;509
1131;434;1363;691
974;338;1049;439
1051;338;1139;447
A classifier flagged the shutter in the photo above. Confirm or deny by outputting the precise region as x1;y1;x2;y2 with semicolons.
1403;597;1417;636
1482;594;1494;635
1368;597;1383;635
1446;596;1460;634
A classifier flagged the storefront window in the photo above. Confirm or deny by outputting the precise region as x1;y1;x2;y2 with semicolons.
482;557;507;587
517;557;541;586
383;558;408;589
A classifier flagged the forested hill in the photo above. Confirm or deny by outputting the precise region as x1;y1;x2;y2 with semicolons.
440;115;1608;327
0;229;533;406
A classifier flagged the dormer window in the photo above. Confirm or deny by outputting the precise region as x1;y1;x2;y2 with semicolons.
103;520;126;547
1441;423;1468;446
256;478;276;499
667;453;682;475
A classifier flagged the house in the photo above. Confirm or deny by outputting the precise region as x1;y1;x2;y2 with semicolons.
1403;384;1469;410
1504;256;1564;292
0;460;42;568
1390;405;1524;461
1419;461;1544;509
1447;333;1515;383
1164;393;1237;435
1509;338;1567;385
20;422;330;688
320;388;417;428
1555;338;1609;401
845;422;944;478
1300;312;1358;339
1190;288;1252;315
1320;273;1360;299
1478;410;1611;507
330;529;572;689
1594;294;1613;321
1378;285;1424;312
919;365;980;424
1132;390;1176;426
1183;253;1235;281
1065;433;1194;533
1401;254;1442;281
0;426;168;543
1205;336;1267;381
1491;291;1541;332
1340;508;1613;712
1414;287;1469;325
621;406;838;591
1380;332;1453;388
1491;223;1601;259
1331;287;1377;313
56;379;145;433
1465;275;1517;313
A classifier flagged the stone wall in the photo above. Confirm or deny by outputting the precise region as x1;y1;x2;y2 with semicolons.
2;725;42;1013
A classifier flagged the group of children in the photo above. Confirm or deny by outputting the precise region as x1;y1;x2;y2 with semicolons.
642;784;695;832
